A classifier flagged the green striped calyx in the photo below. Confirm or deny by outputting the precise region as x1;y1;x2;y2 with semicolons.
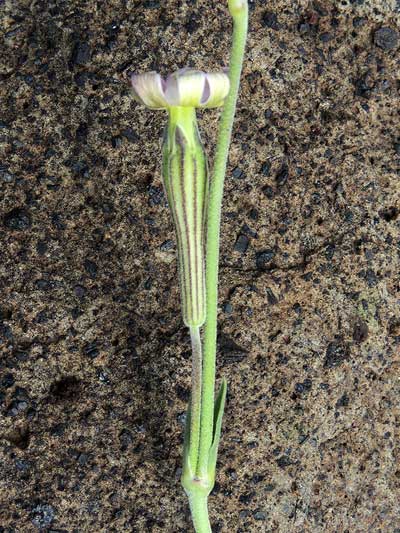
162;107;208;328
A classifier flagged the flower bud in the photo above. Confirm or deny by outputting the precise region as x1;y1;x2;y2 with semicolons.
228;0;248;17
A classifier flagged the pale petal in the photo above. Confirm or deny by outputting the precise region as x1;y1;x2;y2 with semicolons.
199;72;230;108
130;72;169;109
164;72;180;107
171;70;207;107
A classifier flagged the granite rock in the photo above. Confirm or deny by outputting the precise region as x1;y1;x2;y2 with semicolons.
1;0;399;531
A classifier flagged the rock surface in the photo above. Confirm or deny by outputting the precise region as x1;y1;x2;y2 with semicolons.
1;0;399;531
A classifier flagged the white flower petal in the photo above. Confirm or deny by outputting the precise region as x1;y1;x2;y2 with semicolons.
199;73;230;108
164;72;180;107
130;69;230;109
172;70;207;108
130;72;168;109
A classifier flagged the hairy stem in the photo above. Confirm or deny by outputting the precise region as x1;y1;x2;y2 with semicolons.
197;3;248;478
188;492;211;533
189;326;203;470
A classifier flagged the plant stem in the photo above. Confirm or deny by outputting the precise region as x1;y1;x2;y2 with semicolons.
189;326;203;471
182;4;248;531
188;492;211;533
196;3;248;478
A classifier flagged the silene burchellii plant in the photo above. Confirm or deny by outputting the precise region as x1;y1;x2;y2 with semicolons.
130;1;248;531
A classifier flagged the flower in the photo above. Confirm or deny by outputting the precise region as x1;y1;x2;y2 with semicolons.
131;68;230;110
130;69;229;326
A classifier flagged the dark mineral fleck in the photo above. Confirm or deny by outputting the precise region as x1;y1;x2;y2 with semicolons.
160;239;174;251
147;185;165;206
36;240;48;255
320;32;332;42
0;307;11;320
143;0;160;7
32;504;55;529
299;22;311;34
35;279;52;291
255;250;275;270
1;373;15;388
353;17;366;28
15;458;31;472
83;341;99;359
295;382;305;393
121;127;138;142
4;208;31;230
4;427;30;449
275;164;289;186
353;320;369;343
262;184;274;199
262;11;280;30
234;234;249;254
232;167;244;179
239;491;255;504
50;376;80;400
119;429;134;451
295;379;312;394
374;27;399;50
379;206;399;222
365;268;378;287
111;136;122;149
324;341;350;368
265;287;278;305
74;285;86;298
354;75;372;98
276;455;292;468
223;302;233;314
71;41;91;65
1;169;14;182
261;162;271;176
84;259;98;278
219;335;248;365
78;453;89;466
336;393;349;408
51;213;65;230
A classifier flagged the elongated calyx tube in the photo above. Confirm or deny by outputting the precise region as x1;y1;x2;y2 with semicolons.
162;107;208;327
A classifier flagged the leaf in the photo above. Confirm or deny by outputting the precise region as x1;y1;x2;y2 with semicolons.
207;378;227;477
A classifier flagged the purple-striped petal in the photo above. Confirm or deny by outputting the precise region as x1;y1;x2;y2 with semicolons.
130;69;230;109
164;72;180;106
168;70;207;108
130;72;168;109
199;73;230;108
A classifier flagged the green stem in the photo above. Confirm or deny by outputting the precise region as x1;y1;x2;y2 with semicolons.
189;326;203;471
188;492;211;533
197;4;248;478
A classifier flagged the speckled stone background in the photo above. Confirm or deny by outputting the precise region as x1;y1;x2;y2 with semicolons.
1;0;400;531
